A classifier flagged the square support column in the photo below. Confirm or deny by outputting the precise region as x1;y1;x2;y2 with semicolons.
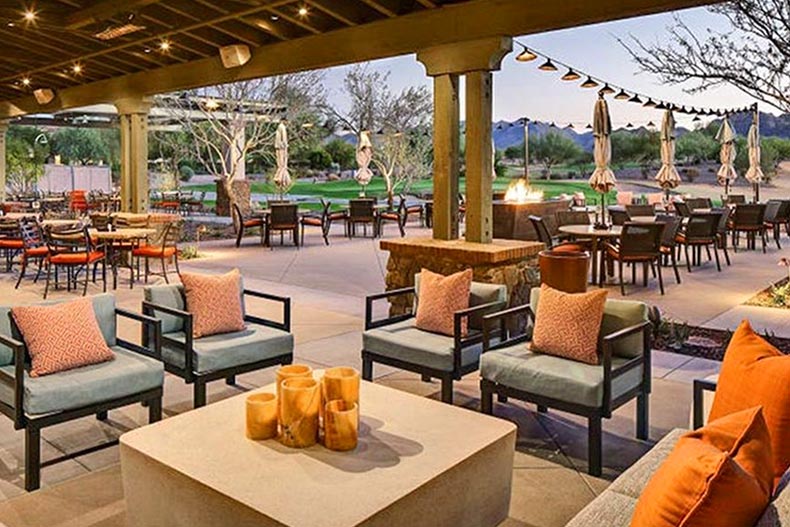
115;97;153;213
464;71;494;243
0;121;7;202
431;74;460;240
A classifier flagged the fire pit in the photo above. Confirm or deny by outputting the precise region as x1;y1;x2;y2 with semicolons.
493;178;571;241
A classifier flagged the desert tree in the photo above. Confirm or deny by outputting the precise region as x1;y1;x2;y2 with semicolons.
327;64;433;206
622;0;790;112
158;72;325;212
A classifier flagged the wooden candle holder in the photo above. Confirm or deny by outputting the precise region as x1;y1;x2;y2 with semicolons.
321;367;360;420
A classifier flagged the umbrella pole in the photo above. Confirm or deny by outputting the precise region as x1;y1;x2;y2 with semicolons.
754;182;760;203
725;180;729;197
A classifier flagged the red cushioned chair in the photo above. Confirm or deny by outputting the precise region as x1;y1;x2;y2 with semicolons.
0;217;22;272
133;221;181;284
43;225;106;299
233;203;265;247
14;221;49;289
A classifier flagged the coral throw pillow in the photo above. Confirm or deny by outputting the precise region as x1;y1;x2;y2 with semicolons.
709;320;790;488
630;407;773;527
12;297;115;377
180;269;245;338
415;268;473;337
531;284;608;365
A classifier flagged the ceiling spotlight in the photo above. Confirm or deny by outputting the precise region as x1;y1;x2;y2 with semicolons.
629;94;643;104
515;46;538;62
580;77;599;89
7;21;14;27
297;6;308;16
600;84;616;96
561;69;580;81
643;98;656;108
72;64;82;74
21;77;30;86
159;39;171;51
23;9;36;22
143;47;152;53
538;59;557;72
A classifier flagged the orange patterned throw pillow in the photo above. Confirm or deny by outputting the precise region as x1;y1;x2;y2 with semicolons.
415;268;473;337
531;284;608;365
12;297;115;377
709;320;790;488
180;269;246;338
630;407;774;527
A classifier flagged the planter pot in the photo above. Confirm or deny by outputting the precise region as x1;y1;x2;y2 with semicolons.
279;377;320;448
538;250;589;293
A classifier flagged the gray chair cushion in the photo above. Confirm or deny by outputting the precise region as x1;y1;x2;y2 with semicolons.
479;344;643;407
162;324;293;374
0;347;163;416
530;288;648;359
0;293;117;367
362;318;481;372
414;273;507;331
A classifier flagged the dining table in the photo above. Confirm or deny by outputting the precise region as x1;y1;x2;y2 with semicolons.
558;224;623;286
90;227;157;289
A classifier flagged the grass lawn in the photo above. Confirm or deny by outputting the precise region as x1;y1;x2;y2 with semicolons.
186;174;615;205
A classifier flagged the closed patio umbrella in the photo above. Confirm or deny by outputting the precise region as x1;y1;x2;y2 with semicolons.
355;130;374;196
588;94;617;226
273;121;291;199
655;109;680;201
744;111;763;202
716;117;738;196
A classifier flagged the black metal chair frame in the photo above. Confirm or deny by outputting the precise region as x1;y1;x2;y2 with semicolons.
300;200;331;246
361;286;504;404
0;309;163;491
479;304;651;477
14;221;47;289
143;289;292;408
0;218;21;272
401;193;425;227
135;221;182;284
729;203;767;253
232;203;265;247
43;225;107;299
377;197;407;237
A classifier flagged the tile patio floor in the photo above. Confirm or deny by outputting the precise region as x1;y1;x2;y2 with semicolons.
0;221;786;526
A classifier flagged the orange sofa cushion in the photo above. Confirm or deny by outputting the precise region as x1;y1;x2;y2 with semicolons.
11;297;115;377
709;320;790;487
630;406;773;527
415;268;472;337
531;284;608;365
180;269;246;339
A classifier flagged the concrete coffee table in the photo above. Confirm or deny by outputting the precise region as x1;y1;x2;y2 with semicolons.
121;379;516;527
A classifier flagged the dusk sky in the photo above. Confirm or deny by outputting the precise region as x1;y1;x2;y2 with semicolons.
320;6;759;130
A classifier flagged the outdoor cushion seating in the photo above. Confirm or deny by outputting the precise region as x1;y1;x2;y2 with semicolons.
143;282;294;408
566;380;790;527
0;293;164;491
362;273;507;403
480;287;651;476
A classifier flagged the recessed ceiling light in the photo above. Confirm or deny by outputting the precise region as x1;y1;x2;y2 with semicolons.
159;39;171;51
270;14;279;21
21;77;31;86
23;10;36;22
72;64;82;74
297;6;308;16
143;47;152;53
7;22;14;27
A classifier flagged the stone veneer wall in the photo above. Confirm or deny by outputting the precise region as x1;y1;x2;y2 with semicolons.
381;239;542;320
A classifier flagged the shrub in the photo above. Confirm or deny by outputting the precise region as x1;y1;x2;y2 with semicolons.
178;164;195;182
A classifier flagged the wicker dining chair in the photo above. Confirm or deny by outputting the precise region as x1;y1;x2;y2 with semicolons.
232;203;265;247
655;214;682;284
401;193;425;227
676;213;723;272
722;194;746;206
609;209;629;226
763;200;789;250
685;197;712;211
625;204;655;219
604;222;665;295
714;207;733;266
729;203;767;253
529;215;585;252
673;201;691;218
267;203;300;247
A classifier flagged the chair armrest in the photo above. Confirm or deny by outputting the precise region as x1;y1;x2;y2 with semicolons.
365;287;415;330
0;332;25;428
482;304;534;353
142;301;194;374
451;300;507;372
243;289;291;332
116;308;162;360
601;320;652;416
693;378;718;429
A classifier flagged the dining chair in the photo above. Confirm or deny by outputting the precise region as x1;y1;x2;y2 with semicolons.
604;222;665;295
609;209;629;226
348;199;378;238
673;201;691;218
763;200;788;250
685;197;712;211
378;196;407;237
300;199;331;246
529;216;585;252
722;194;746;206
714;207;733;266
0;217;22;272
655;214;682;284
728;203;767;253
267;203;300;247
232;203;265;247
676;213;723;272
133;221;182;283
43;225;106;298
625;204;655;219
401;194;425;227
14;220;49;289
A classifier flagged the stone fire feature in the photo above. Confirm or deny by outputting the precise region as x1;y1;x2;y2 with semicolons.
380;237;543;316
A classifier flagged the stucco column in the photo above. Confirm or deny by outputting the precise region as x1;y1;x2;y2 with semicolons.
418;36;512;243
0;121;7;202
115;97;153;213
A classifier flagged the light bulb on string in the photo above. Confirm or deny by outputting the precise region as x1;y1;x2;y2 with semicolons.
561;69;580;81
600;84;616;96
538;59;557;72
643;99;656;108
629;94;642;104
515;46;538;62
614;89;630;100
580;77;599;89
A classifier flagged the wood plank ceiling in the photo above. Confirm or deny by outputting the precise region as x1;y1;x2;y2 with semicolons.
0;0;459;104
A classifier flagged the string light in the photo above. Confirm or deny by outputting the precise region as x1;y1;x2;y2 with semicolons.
513;40;753;117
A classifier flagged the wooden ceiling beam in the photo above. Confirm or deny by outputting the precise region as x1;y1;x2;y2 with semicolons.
415;0;438;8
357;0;397;18
267;7;322;34
303;0;359;26
0;0;721;117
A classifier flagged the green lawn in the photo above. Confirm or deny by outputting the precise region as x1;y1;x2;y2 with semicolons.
186;175;614;205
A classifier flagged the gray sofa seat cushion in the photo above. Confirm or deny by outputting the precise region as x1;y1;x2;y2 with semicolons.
479;344;643;407
0;294;118;367
362;318;482;372
0;347;163;416
162;324;294;374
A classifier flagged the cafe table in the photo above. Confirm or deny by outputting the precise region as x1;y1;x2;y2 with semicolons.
90;228;157;289
558;224;623;286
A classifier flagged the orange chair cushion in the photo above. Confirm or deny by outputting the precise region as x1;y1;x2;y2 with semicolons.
554;243;585;253
180;269;246;339
243;219;263;228
415;268;472;337
0;239;23;249
531;284;608;365
49;251;104;265
630;406;774;527
132;246;177;258
709;320;790;487
11;297;115;377
301;217;322;227
23;247;48;258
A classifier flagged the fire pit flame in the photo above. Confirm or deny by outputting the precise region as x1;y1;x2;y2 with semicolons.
504;178;544;203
